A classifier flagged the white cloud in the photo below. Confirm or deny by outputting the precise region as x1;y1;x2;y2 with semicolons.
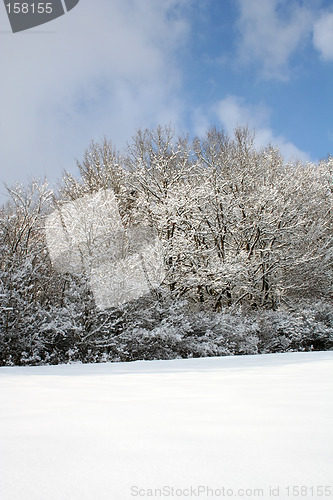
0;0;190;198
192;107;211;138
215;95;311;162
236;0;313;80
313;12;333;61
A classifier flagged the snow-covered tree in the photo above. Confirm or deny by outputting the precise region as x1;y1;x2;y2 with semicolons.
1;126;332;366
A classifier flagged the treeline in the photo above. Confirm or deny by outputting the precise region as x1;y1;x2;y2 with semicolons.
0;126;332;365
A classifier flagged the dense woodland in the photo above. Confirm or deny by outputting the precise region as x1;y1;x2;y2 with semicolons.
1;126;332;366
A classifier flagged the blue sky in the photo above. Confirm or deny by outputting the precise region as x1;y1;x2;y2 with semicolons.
1;0;333;202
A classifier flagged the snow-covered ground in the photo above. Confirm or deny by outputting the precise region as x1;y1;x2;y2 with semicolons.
1;352;332;500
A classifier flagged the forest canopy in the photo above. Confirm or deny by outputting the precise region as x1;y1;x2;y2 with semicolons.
1;126;332;366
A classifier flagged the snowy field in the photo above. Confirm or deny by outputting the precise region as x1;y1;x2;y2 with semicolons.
1;352;332;500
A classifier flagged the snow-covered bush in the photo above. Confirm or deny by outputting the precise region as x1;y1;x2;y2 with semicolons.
257;301;333;353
